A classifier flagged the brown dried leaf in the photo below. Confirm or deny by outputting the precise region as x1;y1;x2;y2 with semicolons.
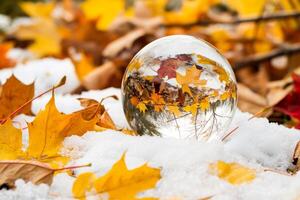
103;29;146;58
237;83;267;114
237;83;267;106
0;160;55;189
77;97;116;130
82;61;117;90
0;75;34;119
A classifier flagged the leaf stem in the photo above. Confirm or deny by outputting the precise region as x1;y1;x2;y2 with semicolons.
0;76;66;124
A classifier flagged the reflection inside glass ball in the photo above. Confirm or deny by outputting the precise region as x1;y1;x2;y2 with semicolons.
121;35;237;140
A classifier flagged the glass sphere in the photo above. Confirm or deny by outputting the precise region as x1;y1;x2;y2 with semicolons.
121;35;237;140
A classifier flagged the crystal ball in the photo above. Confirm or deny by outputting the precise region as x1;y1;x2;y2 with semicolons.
121;35;237;140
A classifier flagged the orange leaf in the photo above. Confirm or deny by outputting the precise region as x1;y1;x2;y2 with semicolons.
72;53;96;80
0;75;34;120
150;92;165;112
0;43;15;69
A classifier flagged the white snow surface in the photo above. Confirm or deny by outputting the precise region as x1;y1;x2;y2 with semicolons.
0;58;300;199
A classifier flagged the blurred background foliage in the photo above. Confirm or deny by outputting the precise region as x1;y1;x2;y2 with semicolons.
0;0;42;18
0;0;300;128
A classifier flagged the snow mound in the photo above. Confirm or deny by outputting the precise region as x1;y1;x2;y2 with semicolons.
0;57;300;199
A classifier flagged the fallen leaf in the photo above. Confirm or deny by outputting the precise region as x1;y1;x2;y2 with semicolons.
275;73;300;122
14;17;62;57
226;0;266;16
77;97;117;130
72;172;96;199
72;153;160;200
164;0;213;24
20;2;54;18
209;161;256;185
82;61;118;90
292;140;300;172
27;93;100;160
237;83;267;106
0;75;34;120
0;160;90;189
0;43;15;69
80;0;133;30
0;160;55;189
0;120;23;160
72;53;96;81
103;29;146;58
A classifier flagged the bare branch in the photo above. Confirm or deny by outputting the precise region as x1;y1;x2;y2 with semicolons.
165;11;300;27
233;43;300;69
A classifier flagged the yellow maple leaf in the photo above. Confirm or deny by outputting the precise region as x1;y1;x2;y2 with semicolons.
127;58;142;72
168;105;181;117
176;65;207;96
220;91;230;101
27;93;99;160
183;103;198;116
16;2;62;57
137;102;147;113
0;75;34;119
150;92;165;112
14;18;62;57
72;172;96;199
209;161;256;185
20;2;54;18
213;65;230;84
0;120;23;160
73;153;161;200
225;0;266;16
209;28;232;53
199;98;210;112
164;0;218;24
80;0;133;30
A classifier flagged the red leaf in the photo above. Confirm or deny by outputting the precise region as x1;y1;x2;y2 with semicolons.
157;58;178;79
157;54;193;79
275;73;300;122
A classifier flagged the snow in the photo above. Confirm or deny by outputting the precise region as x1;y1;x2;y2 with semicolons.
0;58;80;95
1;57;300;199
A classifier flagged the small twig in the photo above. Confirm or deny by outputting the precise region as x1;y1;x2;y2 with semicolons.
233;43;300;69
165;11;300;27
54;163;91;171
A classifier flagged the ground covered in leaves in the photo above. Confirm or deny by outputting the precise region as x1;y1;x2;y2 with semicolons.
0;58;299;200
